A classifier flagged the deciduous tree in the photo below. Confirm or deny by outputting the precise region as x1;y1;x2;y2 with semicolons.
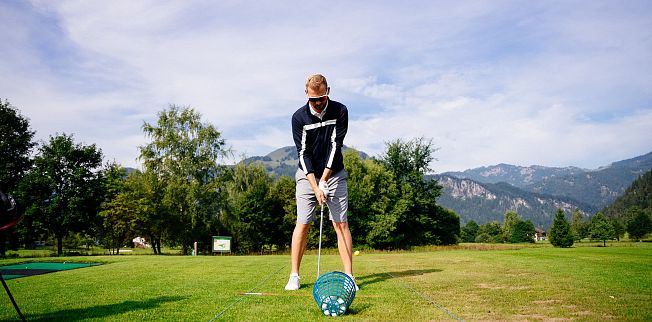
571;208;588;241
0;100;35;191
139;106;229;254
21;134;104;255
460;220;479;243
509;219;535;243
221;162;278;253
589;212;615;246
626;207;651;241
379;137;458;247
476;221;502;243
0;100;36;256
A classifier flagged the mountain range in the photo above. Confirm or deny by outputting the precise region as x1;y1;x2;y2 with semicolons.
438;151;652;226
246;147;652;228
243;146;368;178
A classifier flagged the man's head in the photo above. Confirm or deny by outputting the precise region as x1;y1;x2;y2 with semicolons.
305;74;330;112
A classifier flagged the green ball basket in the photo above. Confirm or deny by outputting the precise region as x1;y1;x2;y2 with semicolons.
313;271;357;317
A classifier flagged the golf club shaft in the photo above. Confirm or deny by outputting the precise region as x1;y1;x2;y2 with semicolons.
317;203;324;277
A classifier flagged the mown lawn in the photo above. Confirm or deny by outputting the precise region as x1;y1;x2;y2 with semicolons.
1;242;650;321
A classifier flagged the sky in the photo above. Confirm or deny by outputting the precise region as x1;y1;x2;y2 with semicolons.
1;1;651;172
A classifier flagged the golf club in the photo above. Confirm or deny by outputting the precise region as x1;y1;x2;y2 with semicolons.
317;203;324;278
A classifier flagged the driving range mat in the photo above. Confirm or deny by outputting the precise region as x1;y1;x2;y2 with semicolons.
1;262;102;280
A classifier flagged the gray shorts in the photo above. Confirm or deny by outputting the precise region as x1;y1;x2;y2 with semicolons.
295;168;349;224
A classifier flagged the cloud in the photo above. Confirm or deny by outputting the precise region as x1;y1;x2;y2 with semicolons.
1;1;650;172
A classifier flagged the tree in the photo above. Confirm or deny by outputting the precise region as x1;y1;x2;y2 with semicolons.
379;137;459;247
589;212;615;246
0;100;36;257
460;220;480;243
549;209;574;248
610;218;625;241
626;207;652;241
128;169;166;254
476;221;502;243
0;100;36;191
510;219;535;243
21;134;104;255
139;105;229;254
98;163;140;254
571;208;588;241
344;149;400;248
269;175;296;250
221;162;279;253
502;211;519;242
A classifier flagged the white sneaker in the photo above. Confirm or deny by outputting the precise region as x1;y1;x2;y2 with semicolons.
284;275;300;291
347;274;360;291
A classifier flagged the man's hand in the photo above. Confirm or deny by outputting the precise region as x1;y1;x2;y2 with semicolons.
318;180;329;197
314;188;327;205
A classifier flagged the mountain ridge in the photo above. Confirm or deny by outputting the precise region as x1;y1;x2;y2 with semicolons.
242;145;368;177
246;147;652;227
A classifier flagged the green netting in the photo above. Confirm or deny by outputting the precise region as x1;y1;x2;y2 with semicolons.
1;262;97;270
1;262;101;280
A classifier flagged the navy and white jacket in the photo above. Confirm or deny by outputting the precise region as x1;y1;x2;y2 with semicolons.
292;99;348;178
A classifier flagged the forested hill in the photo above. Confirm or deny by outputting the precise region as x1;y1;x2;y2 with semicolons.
602;169;652;219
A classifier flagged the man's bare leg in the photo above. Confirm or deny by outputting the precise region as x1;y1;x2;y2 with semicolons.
291;223;310;274
332;221;352;275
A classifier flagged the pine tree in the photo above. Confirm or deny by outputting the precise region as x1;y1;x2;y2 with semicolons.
549;209;574;248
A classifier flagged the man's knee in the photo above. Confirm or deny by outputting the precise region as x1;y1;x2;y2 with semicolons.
294;223;310;235
332;221;349;232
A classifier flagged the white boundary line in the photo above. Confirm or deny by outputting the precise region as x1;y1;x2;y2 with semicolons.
208;264;285;321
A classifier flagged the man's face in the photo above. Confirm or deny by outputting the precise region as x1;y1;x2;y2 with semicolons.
306;85;329;112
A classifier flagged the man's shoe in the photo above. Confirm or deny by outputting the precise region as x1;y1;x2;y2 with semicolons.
347;274;360;291
284;275;300;291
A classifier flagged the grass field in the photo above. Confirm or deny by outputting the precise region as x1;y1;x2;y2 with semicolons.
1;242;650;321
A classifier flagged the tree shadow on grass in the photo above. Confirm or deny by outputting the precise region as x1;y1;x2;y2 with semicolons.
358;268;442;288
25;295;187;322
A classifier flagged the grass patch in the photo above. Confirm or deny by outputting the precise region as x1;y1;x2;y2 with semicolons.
1;243;650;321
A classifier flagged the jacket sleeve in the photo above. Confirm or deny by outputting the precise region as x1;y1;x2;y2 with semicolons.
292;112;314;175
326;105;348;169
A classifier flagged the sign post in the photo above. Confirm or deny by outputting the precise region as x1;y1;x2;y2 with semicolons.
212;236;232;254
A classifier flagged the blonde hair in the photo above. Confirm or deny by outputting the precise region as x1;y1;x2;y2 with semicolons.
305;74;328;91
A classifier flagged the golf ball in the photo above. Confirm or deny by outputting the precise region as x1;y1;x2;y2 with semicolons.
323;310;330;316
337;298;344;304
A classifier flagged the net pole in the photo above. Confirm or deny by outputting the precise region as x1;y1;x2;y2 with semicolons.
1;273;26;322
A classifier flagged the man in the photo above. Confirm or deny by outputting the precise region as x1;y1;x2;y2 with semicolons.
285;74;357;291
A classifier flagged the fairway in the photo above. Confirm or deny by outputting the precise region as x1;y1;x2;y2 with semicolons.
1;243;650;321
